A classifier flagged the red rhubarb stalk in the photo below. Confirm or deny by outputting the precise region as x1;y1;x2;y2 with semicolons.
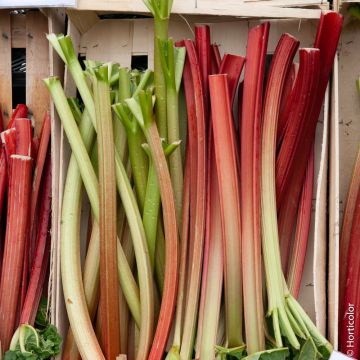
210;44;221;74
240;22;269;355
6;104;28;130
0;155;32;351
0;148;7;220
20;154;51;325
210;73;243;348
15;118;32;156
287;148;315;298
1;128;17;165
276;48;320;271
15;118;33;310
179;40;207;360
340;185;360;359
29;112;51;266
277;12;342;206
277;63;298;145
196;53;244;358
195;25;211;121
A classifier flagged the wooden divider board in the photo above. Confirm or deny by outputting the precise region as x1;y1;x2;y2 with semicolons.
52;15;331;350
0;10;50;132
0;11;12;124
74;0;326;18
26;11;50;133
46;6;66;337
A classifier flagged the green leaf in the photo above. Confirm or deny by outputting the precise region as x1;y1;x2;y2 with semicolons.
215;345;246;359
4;314;61;360
34;298;49;330
296;338;318;360
244;347;290;360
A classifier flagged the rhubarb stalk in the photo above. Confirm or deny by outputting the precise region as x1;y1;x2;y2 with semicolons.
19;153;52;325
93;66;120;358
143;0;172;140
124;90;179;360
240;22;269;355
0;155;32;351
210;74;243;349
179;40;206;360
276;48;320;271
260;33;299;349
287;148;315;298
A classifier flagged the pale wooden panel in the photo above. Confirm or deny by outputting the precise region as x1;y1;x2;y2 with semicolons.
329;54;340;348
66;9;99;34
46;7;66;338
244;0;326;5
313;87;329;334
76;0;323;19
80;19;133;66
26;11;50;134
0;10;12;125
11;13;26;48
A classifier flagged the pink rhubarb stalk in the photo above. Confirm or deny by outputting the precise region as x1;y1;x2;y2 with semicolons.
210;73;243;348
287;148;315;298
240;22;269;355
178;40;207;360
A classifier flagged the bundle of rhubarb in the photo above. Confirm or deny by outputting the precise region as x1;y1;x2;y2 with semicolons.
0;105;61;358
339;78;360;359
46;1;342;358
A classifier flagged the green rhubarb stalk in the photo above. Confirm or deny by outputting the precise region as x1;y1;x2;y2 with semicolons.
118;67;149;207
260;34;300;350
47;35;156;338
56;102;104;359
124;90;179;359
45;79;140;323
45;76;154;359
159;38;186;226
143;0;173;140
113;68;165;292
142;141;180;269
92;66;120;358
260;34;332;357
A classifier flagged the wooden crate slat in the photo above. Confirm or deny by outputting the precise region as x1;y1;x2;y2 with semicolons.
80;19;134;66
11;13;26;48
76;0;323;19
0;10;12;125
26;10;50;134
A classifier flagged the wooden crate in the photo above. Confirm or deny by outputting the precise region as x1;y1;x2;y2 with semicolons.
0;7;65;326
50;10;338;356
71;0;329;18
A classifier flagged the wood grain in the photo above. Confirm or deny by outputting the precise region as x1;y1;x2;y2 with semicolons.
0;10;12;125
26;11;50;134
